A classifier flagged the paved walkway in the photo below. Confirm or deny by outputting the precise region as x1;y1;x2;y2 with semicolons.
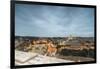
15;50;73;65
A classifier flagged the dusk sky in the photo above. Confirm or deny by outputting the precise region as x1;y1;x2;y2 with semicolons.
15;4;94;37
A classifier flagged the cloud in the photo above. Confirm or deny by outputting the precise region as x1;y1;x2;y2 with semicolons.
15;4;94;37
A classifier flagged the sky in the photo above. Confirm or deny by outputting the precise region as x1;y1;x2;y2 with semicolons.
15;4;94;37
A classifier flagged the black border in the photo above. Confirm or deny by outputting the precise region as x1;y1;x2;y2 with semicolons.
10;1;97;69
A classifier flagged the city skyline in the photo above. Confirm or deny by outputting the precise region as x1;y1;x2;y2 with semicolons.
15;4;95;37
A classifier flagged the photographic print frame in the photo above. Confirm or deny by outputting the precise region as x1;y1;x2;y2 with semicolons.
10;0;97;69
